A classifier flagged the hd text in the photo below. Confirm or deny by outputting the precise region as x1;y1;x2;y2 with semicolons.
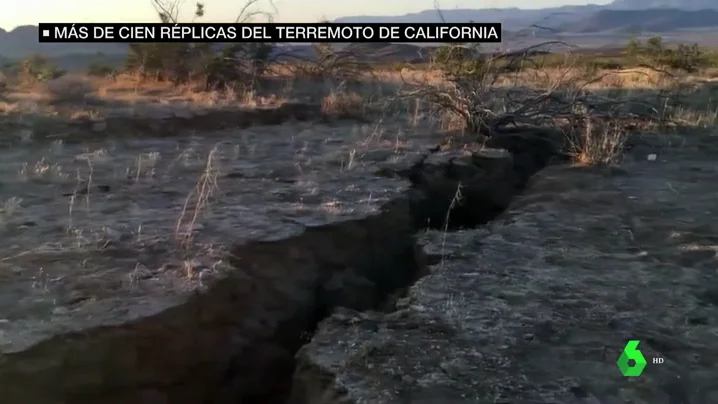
38;23;502;43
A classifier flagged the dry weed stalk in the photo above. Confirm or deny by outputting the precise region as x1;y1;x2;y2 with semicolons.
175;146;220;248
66;159;94;231
84;158;93;210
439;183;463;268
568;117;627;166
68;193;76;231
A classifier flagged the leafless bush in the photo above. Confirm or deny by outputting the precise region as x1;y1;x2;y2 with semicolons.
40;75;95;104
127;0;278;91
398;39;681;165
405;43;595;134
286;42;373;84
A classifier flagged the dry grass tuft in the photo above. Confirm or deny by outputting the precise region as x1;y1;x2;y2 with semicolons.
568;119;627;167
40;75;95;104
321;88;365;120
436;110;470;133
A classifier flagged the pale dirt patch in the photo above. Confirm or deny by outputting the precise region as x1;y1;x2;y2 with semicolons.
0;73;296;125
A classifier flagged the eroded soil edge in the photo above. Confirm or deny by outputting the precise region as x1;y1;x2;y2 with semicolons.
0;102;323;145
0;131;560;403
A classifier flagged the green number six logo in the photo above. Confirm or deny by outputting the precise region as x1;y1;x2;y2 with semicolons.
617;340;647;376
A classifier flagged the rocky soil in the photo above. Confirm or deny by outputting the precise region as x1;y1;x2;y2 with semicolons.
293;132;718;403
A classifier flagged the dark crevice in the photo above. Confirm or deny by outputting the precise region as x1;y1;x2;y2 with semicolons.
400;128;567;230
0;129;564;404
218;130;565;404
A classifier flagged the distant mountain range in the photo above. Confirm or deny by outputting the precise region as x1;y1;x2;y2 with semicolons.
609;0;715;8
335;0;718;32
562;9;718;33
0;25;127;59
2;0;718;60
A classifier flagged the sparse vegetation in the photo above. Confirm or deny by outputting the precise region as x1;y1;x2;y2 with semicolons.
10;54;65;86
125;0;276;91
394;41;657;167
2;38;716;164
625;35;708;72
321;85;365;120
87;62;114;77
40;75;95;103
297;41;373;82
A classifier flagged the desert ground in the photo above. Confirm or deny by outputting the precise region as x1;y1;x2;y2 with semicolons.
0;53;717;403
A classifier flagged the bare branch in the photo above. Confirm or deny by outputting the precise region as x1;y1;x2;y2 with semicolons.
151;0;184;23
235;0;278;23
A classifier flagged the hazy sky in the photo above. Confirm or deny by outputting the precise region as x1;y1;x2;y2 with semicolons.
2;0;613;30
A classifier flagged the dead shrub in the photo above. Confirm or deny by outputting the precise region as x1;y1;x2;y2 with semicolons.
401;42;588;135
403;42;678;137
321;88;365;120
40;75;95;104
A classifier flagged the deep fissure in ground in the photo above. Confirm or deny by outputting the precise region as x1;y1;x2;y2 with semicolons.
1;130;563;404
268;132;563;404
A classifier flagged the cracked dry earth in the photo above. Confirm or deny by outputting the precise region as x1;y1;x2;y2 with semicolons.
0;115;457;403
0;122;422;319
295;131;718;404
0;105;717;404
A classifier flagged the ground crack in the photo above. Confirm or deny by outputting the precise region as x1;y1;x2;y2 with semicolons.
0;131;561;404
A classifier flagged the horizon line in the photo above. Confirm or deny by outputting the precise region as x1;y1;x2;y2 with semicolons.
0;2;623;30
